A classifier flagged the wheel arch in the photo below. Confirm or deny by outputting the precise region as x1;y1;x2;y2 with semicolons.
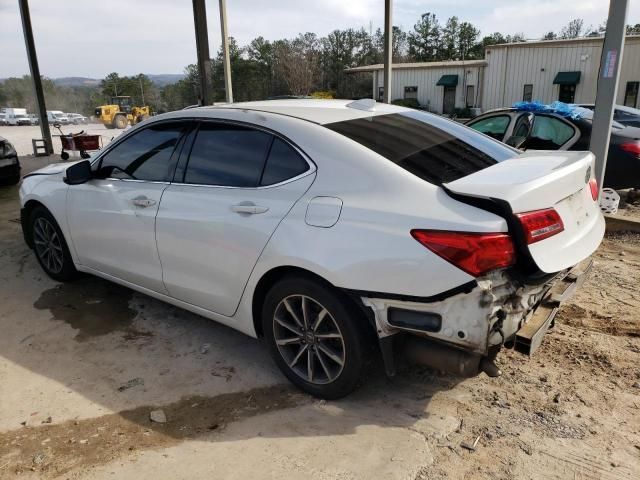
21;199;48;249
250;265;376;339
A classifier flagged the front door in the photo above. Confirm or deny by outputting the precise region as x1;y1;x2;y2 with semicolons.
156;121;314;317
67;121;188;292
443;86;456;115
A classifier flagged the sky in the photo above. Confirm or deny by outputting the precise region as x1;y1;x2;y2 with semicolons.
1;0;639;79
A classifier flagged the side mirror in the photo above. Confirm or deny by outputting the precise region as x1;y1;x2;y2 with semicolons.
64;160;92;185
505;135;527;149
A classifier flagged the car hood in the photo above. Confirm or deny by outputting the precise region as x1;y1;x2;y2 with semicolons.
24;160;82;177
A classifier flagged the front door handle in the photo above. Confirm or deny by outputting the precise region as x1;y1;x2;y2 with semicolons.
132;196;157;208
231;203;269;215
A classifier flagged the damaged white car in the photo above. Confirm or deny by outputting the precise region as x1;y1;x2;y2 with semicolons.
19;99;604;398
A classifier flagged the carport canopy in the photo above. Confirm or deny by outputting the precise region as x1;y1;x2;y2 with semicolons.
436;74;459;87
553;71;581;85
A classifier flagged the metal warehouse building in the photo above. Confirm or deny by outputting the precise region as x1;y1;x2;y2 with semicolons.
347;36;640;115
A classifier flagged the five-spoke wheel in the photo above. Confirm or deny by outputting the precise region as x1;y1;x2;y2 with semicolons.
273;295;346;385
29;206;78;281
263;276;366;399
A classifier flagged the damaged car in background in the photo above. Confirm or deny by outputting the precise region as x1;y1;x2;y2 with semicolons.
19;99;604;398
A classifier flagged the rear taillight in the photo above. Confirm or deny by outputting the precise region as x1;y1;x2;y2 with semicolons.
515;208;564;244
588;177;598;201
410;230;515;277
620;142;640;156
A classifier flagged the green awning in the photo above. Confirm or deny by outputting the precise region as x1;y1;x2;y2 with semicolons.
553;71;581;85
436;74;459;87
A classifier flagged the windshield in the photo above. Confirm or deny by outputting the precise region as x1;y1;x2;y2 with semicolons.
325;110;518;185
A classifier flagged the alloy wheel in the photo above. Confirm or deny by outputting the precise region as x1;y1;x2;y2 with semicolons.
33;217;64;274
273;295;346;385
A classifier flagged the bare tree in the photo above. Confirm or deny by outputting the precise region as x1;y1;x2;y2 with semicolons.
560;19;585;39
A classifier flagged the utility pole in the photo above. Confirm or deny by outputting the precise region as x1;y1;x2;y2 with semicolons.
382;0;393;104
18;0;53;154
192;0;212;106
219;0;233;103
590;0;629;192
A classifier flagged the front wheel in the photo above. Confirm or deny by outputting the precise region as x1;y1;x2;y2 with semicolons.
262;276;367;399
113;115;128;129
30;206;78;281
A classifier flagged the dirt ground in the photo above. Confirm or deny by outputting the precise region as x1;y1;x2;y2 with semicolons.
0;156;639;480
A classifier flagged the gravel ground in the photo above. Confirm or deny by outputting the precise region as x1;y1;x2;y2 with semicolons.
0;157;638;479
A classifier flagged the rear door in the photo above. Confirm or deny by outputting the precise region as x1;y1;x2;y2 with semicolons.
156;121;315;317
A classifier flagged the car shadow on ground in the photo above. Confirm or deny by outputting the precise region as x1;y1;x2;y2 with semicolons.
0;179;465;475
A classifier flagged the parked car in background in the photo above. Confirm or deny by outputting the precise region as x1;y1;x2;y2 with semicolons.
19;99;604;398
28;114;39;125
4;108;29;126
577;104;640;128
0;114;6;126
0;136;20;185
67;113;88;125
466;107;640;189
47;111;69;125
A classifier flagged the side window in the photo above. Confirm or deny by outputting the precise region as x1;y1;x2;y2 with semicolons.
184;123;272;187
467;115;511;141
99;123;184;181
260;138;309;186
512;113;533;138
528;116;576;149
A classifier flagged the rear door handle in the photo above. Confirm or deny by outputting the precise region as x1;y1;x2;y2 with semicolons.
231;203;269;214
132;196;157;208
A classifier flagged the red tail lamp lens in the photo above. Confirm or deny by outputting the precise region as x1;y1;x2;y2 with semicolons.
515;208;564;244
410;230;515;277
588;178;598;201
620;142;640;156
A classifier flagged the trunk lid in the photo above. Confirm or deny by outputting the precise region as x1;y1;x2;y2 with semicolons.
445;150;605;273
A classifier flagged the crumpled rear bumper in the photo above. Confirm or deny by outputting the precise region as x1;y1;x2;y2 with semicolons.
360;259;593;374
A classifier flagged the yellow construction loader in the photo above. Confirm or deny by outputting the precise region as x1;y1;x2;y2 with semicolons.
94;96;150;129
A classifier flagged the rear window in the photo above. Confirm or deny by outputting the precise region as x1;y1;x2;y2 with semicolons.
325;110;517;185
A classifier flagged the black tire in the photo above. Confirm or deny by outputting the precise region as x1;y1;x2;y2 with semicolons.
60;151;69;160
6;173;20;185
262;276;367;399
113;115;128;129
29;206;78;282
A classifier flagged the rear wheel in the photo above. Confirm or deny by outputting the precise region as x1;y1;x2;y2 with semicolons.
113;115;128;129
30;206;78;281
262;276;367;399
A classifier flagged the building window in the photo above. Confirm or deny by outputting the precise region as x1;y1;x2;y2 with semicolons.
523;84;533;102
378;87;384;101
404;86;418;100
558;84;576;103
624;81;639;108
466;85;475;107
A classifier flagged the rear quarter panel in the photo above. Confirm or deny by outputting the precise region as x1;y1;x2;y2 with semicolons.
234;118;509;324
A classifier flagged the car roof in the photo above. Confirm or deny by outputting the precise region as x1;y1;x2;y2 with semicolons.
184;99;409;125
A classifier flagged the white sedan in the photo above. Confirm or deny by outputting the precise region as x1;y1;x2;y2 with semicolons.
19;99;604;398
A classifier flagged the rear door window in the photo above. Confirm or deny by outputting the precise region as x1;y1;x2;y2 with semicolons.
184;123;272;187
325;111;517;185
260;138;309;186
527;115;576;150
467;115;511;140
